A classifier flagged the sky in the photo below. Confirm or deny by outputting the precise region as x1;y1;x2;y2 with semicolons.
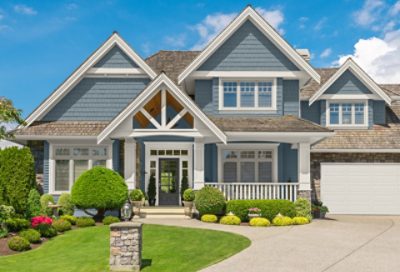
0;0;400;118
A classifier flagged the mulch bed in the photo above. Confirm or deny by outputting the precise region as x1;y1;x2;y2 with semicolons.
0;234;48;256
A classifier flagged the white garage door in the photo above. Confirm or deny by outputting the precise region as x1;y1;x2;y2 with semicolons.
321;163;400;214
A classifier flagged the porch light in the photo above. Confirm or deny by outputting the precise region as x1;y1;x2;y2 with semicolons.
121;200;132;221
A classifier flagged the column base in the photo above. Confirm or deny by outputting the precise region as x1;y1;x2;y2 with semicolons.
297;190;311;201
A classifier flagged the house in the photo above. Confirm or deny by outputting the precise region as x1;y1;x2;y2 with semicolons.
14;6;400;214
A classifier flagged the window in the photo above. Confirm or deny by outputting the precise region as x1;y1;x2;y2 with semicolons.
221;80;275;110
328;102;367;126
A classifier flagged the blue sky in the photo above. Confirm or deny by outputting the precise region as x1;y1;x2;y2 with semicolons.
1;0;399;117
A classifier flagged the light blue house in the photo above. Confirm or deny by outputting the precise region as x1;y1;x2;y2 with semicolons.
15;6;400;214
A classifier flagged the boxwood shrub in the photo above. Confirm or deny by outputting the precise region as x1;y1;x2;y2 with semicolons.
293;216;310;225
219;215;241;225
273;215;294;226
226;199;296;222
200;214;218;223
8;236;31;251
102;216;120;225
249;217;270;227
52;219;72;232
76;217;96;228
194;187;225;215
60;215;77;225
5;218;30;232
40;226;58;238
19;229;41;244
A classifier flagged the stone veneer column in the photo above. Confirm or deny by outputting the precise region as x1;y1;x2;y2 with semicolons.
110;222;142;272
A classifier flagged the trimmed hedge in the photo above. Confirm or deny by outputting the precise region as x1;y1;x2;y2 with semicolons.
5;218;30;232
226;199;296;222
194;187;225;215
220;215;241;225
19;229;41;243
200;214;218;223
76;217;96;228
8;236;31;251
102;216;120;225
52;219;72;232
249;217;270;227
57;193;75;216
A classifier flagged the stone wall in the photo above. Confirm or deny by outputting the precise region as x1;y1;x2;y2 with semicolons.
110;222;142;272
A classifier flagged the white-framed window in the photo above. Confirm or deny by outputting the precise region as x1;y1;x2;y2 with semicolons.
217;144;278;183
220;79;276;110
326;101;368;127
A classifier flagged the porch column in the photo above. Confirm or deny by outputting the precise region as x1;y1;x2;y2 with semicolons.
193;138;205;190
297;142;311;200
124;138;136;190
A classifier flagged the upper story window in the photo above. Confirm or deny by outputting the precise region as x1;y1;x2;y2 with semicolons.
220;79;276;110
327;101;367;127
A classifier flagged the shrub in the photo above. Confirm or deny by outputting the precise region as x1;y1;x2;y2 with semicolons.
76;217;96;228
129;189;144;201
60;215;77;225
31;216;52;228
19;229;41;244
249;217;270;227
180;175;189;200
40;226;58;238
194;187;225;215
201;214;218;223
40;194;55;216
26;189;41;218
52;219;72;232
183;189;195;202
0;205;15;224
295;198;312;221
8;236;31;251
226;199;296;222
5;218;30;232
57;193;74;216
102;216;120;225
147;174;156;203
71;167;128;221
0;147;35;214
293;217;310;225
272;214;294;226
220;215;241;225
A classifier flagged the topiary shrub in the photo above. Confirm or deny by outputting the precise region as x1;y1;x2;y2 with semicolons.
200;214;218;223
40;194;55;216
180;175;189;200
0;147;35;214
5;218;30;232
57;193;74;216
129;189;144;201
102;216;120;225
8;236;31;251
52;219;72;232
183;189;195;202
294;198;312;221
272;214;294;226
76;217;96;228
194;187;225;215
71;167;128;221
26;189;42;218
249;217;270;227
60;215;77;225
19;229;41;244
293;216;310;225
226;199;296;222
147;174;156;206
220;215;241;225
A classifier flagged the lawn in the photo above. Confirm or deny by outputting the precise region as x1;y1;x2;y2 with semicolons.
0;224;250;272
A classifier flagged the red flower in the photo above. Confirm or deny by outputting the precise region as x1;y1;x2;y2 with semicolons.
31;216;53;228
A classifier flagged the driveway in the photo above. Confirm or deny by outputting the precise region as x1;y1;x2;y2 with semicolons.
138;215;400;272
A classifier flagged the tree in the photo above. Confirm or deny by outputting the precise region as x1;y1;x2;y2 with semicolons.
180;175;189;200
0;97;25;140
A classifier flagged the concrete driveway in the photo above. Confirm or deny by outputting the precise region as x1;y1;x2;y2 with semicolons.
138;215;400;272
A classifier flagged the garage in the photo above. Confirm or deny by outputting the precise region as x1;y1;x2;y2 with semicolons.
320;163;400;214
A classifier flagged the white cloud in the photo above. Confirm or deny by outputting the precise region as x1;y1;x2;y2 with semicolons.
298;16;308;29
164;34;186;48
313;17;327;31
353;0;384;26
334;29;400;83
390;1;400;16
320;48;332;58
191;7;284;50
14;4;37;15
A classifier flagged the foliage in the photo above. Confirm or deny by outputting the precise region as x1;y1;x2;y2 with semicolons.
102;216;120;225
52;219;72;232
183;189;195;201
147;173;157;201
248;207;261;214
0;228;8;238
180;175;189;200
249;217;270;227
292;217;310;225
0;147;35;214
71;167;128;220
226;199;296;222
60;215;77;225
19;229;41;244
26;189;42;218
194;187;225;215
5;218;30;232
0;97;25;140
40;194;55;216
31;216;52;228
220;215;241;225
8;236;31;252
0;205;15;224
31;216;55;237
76;217;96;228
40;226;58;238
312;200;329;213
272;214;294;226
294;198;312;221
129;189;144;201
200;214;218;223
57;193;75;216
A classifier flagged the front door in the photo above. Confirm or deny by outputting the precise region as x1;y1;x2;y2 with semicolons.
158;158;180;205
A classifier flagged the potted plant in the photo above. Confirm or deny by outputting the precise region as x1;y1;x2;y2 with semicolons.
130;189;144;217
147;174;156;206
312;200;329;219
248;207;261;220
180;175;189;206
182;189;195;217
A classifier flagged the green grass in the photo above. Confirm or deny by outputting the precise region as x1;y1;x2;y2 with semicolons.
0;224;250;272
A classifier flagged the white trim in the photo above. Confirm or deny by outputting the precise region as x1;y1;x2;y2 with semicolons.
191;71;307;79
15;135;98;140
178;6;320;84
166;109;188;129
129;130;204;138
97;73;227;144
140;109;162;129
325;100;368;128
217;143;279;183
23;33;157;127
161;89;167;128
312;149;400;153
86;67;146;76
309;58;391;105
319;94;379;100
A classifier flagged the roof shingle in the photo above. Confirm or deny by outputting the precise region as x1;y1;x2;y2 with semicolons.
14;121;109;136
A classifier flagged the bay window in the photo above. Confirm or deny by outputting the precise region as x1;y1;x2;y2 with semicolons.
327;101;367;126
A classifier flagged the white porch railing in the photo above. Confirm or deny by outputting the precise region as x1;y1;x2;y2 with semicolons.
208;183;299;202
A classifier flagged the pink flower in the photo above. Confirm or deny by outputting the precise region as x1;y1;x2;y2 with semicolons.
31;216;53;228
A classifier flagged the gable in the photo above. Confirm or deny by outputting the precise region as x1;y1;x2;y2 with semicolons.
198;20;299;71
94;45;139;68
325;70;372;95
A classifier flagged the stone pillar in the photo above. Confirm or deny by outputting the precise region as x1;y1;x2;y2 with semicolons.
124;138;136;190
297;142;311;200
110;222;142;272
193;138;205;190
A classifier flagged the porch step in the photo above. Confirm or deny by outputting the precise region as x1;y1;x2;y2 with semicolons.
138;206;187;219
